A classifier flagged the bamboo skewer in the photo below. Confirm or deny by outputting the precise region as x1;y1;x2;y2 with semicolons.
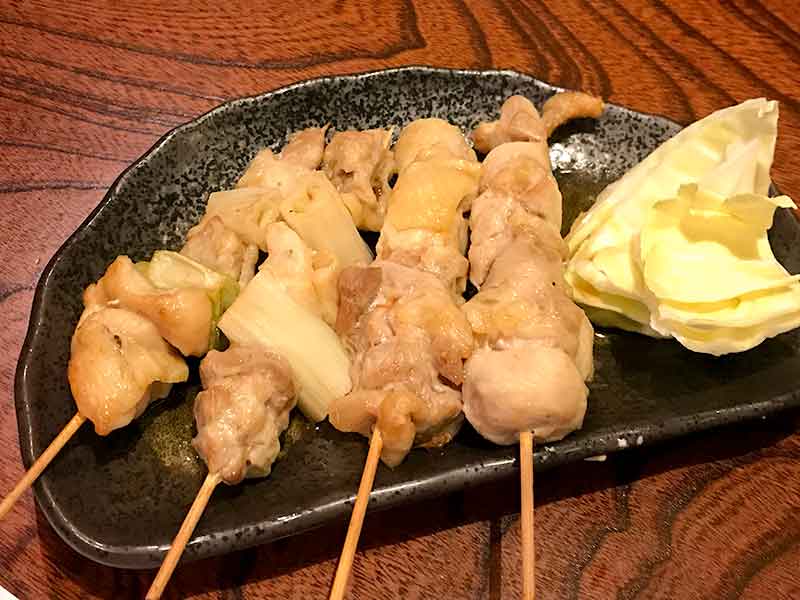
519;430;535;600
146;471;222;600
329;427;383;600
0;412;87;520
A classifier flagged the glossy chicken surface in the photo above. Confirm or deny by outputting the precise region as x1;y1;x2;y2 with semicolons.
67;306;188;436
377;119;480;295
472;96;549;156
279;126;328;170
540;91;605;137
85;256;214;357
393;118;476;172
193;346;296;485
331;261;472;466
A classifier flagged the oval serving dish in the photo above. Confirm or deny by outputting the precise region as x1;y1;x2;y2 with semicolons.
15;67;800;568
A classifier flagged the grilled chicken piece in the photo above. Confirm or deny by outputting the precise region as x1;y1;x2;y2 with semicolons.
68;306;188;435
332;335;463;467
236;126;327;191
464;236;594;381
280;126;328;170
540;91;604;137
236;148;309;191
376;226;469;302
463;343;587;445
322;128;395;231
330;261;473;466
472;92;604;155
480;142;562;228
472;96;549;157
336;262;474;384
393;118;476;173
181;216;258;287
193;346;296;485
378;122;480;295
377;156;479;295
468;143;563;289
84;256;213;356
465;192;514;288
463;93;599;446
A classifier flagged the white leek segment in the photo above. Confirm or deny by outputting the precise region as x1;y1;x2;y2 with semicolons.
204;187;282;250
206;172;371;307
565;98;779;330
280;172;373;268
218;268;352;422
145;251;239;308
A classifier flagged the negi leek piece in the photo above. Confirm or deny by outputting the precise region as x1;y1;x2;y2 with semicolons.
218;268;352;422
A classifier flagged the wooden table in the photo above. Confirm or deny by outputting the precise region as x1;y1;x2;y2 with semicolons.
1;1;799;598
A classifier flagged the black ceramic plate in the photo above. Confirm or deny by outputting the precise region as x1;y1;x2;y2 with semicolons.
15;67;800;569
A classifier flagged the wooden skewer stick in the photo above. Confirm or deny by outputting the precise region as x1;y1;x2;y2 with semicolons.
0;412;86;520
146;471;222;600
329;427;383;600
519;430;535;600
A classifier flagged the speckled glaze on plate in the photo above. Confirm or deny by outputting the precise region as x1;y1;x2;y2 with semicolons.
15;67;800;569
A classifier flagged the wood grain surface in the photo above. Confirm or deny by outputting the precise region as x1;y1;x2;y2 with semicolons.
1;1;800;598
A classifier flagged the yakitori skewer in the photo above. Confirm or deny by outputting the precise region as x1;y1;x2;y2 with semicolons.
146;123;374;597
148;190;365;597
465;92;604;598
328;117;481;596
0;186;267;519
0;209;269;517
0;294;192;519
5;96;610;600
146;345;296;599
